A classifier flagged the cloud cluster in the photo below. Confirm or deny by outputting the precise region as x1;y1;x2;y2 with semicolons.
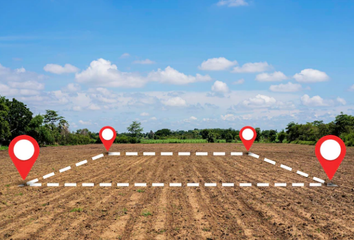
211;80;229;93
269;82;302;92
217;0;249;7
199;57;237;71
293;69;329;83
43;63;79;74
255;71;287;82
232;62;272;73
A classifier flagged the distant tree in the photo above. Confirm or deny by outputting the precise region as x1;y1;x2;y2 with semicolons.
127;121;143;138
155;128;171;137
225;132;233;143
148;130;154;139
0;96;10;145
5;98;33;139
269;130;277;142
277;130;287;143
255;128;261;142
201;129;209;139
207;131;216;143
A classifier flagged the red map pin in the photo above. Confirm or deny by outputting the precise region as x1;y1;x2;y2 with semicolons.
8;135;40;180
239;126;257;151
99;126;116;151
315;135;346;180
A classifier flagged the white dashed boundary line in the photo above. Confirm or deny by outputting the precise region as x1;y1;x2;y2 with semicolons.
126;152;138;156
240;183;252;187
99;183;112;187
170;183;182;187
274;183;287;187
264;158;276;165
143;152;155;156
248;152;259;159
187;183;199;187
310;183;322;187
27;179;39;185
152;183;164;187
292;183;305;187
108;152;120;156
222;183;234;187
92;154;104;160
296;171;309;178
29;183;42;187
135;183;146;187
47;183;59;187
213;152;225;156
257;183;269;187
196;152;208;156
64;183;77;187
161;152;173;156
117;183;129;187
43;172;55;179
313;177;325;183
280;164;292;171
76;160;87;167
231;152;243;156
59;166;71;173
205;183;217;187
178;152;190;156
82;183;94;187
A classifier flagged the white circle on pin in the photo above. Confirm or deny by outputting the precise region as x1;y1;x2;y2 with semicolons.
102;128;114;140
320;139;341;161
14;139;35;161
242;128;254;141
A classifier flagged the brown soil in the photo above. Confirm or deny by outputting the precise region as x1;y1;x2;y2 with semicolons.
0;143;353;239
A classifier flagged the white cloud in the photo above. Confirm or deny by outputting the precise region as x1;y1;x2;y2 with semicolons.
293;69;329;83
8;81;44;90
301;94;327;106
221;114;238;121
43;63;79;74
150;117;157;120
337;97;346;105
190;116;197;120
269;82;302;92
242;94;277;108
233;78;244;85
232;62;272;73
349;85;354;91
255;71;287;82
217;0;249;7
199;57;237;71
140;112;150;116
75;58;146;88
211;80;229;93
120;53;130;58
0;63;44;82
162;97;187;107
133;59;155;65
148;66;211;85
65;83;81;92
79;120;91;125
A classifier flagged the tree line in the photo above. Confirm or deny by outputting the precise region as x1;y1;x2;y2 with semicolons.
1;95;353;147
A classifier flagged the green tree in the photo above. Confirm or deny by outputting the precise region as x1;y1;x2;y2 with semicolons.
0;96;10;145
127;121;143;138
225;132;233;143
255;128;261;142
269;130;277;142
207;131;216;143
277;130;287;143
5;98;33;139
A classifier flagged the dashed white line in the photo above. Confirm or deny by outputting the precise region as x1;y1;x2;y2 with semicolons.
313;177;325;183
170;183;182;187
76;160;87;167
143;152;155;156
196;152;208;156
64;183;77;187
59;166;71;173
309;183;322;187
222;183;234;187
82;183;94;187
27;179;39;185
29;183;42;187
187;183;199;187
135;183;146;187
99;183;112;187
47;183;59;187
92;154;104;160
152;183;164;187
126;152;138;156
108;152;120;156
264;158;276;165
213;152;225;156
292;183;304;187
178;152;190;156
43;172;55;179
280;164;292;171
257;183;269;187
274;183;287;187
117;183;129;187
231;152;243;156
161;152;173;156
296;171;309;178
205;183;217;187
240;183;252;187
248;153;259;159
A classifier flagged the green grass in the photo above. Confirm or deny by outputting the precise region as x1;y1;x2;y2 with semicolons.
0;146;8;151
70;208;83;213
137;189;145;193
141;210;152;216
140;139;241;144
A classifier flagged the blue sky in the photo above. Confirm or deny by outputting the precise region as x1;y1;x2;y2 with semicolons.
0;0;353;132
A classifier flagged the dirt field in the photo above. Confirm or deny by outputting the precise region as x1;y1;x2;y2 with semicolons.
0;143;353;240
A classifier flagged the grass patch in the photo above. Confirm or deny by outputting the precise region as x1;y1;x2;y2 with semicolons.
70;208;83;213
141;210;152;217
137;189;145;193
0;146;8;151
16;193;23;196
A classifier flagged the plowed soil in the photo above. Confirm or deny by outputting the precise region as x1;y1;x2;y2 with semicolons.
0;143;354;240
